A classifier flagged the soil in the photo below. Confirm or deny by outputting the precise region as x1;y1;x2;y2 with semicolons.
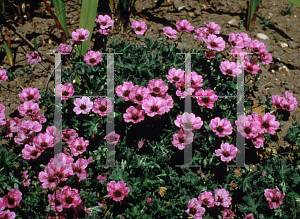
1;0;300;164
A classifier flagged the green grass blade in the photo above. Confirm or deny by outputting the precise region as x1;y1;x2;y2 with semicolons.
51;0;69;38
33;38;38;51
285;0;300;8
0;0;6;16
3;40;13;66
78;0;99;56
249;0;261;26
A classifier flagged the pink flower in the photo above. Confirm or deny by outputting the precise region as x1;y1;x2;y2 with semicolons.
18;100;40;117
190;71;204;89
223;209;234;219
264;188;285;209
70;28;89;44
172;129;194;150
116;81;134;101
84;50;103;66
174;112;203;131
244;213;255;219
244;59;261;75
131;20;147;35
203;34;226;51
195;89;218;109
14;120;42;144
166;68;185;83
147;198;151;204
48;190;64;212
104;131;120;145
57;43;72;55
61;186;82;208
96;14;114;29
0;104;5;126
92;97;113;116
0;198;5;210
175;81;195;98
259;49;272;65
262;171;266;176
147;79;169;96
0;210;16;219
251;133;265;148
205;50;216;59
22;170;31;187
280;97;297;112
238;32;251;48
209;117;233;137
3;189;22;208
163;27;178;38
253;112;280;135
0;69;8;83
31;112;47;124
194;27;208;41
123;106;145;124
141;96;168;117
228;32;244;48
97;28;111;35
97;174;107;183
186;198;205;219
230;48;248;59
215;143;237;162
55;83;75;99
62;128;78;143
159;93;174;113
107;180;130;202
33;133;54;150
19;87;41;101
26;51;41;64
73;96;93;115
220;60;242;77
235;114;261;139
129;86;151;105
198;191;215;208
271;95;284;110
22;144;43;160
214;188;232;208
249;39;266;54
176;20;194;32
72;158;89;180
204;21;221;34
68;137;89;156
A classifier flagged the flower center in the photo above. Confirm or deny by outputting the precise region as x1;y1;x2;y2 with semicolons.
184;123;192;129
216;127;223;133
56;173;63;179
79;35;84;40
31;151;38;156
123;91;130;97
153;87;160;93
179;137;185;143
132;115;139;120
49;177;56;182
99;106;107;112
62;91;69;96
180;27;186;31
28;95;34;100
7;197;15;205
41;142;48;148
151;106;158;112
114;190;122;197
189;207;196;215
223;152;229;157
80;105;86;110
65;197;73;204
244;127;251;134
64;134;70;139
202;98;209;103
226;70;232;75
272;197;279;203
211;42;217;47
174;77;179;81
77;145;83;151
90;58;96;64
136;27;142;31
136;95;143;101
262;122;269;129
55;200;62;206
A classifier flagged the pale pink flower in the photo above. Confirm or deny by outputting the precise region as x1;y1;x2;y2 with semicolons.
251;133;265;149
97;174;107;183
61;185;82;208
92;97;113;116
172;129;194;150
186;198;205;219
55;83;75;99
223;209;234;219
244;58;261;75
69;137;89;156
215;143;237;162
204;21;221;34
264;188;285;209
271;95;284;110
107;181;130;202
230;48;248;59
73;96;93;115
190;71;204;89
174;112;203;131
0;69;8;83
104;131;120;145
195;89;218;109
48;190;64;212
159;92;174;113
198;191;215;208
249;39;266;54
194;27;208;41
220;60;242;77
235;114;261;139
259;49;273;65
97;28;111;35
163;27;178;38
84;50;103;66
46;126;61;145
70;28;90;44
205;50;216;59
33;133;54;150
209;117;233;137
131;20;147;35
0;210;16;219
141;96;169;117
57;43;72;55
175;81;195;98
62;128;78;143
96;14;114;29
176;20;194;32
18;100;40;117
238;32;251;48
116;81;134;101
22;144;43;160
214;188;232;208
147;79;168;96
19;87;41;101
123;106;145;124
3;189;22;208
228;32;244;48
72;158;89;180
280;97;297;112
31;112;47;124
204;34;225;51
253;112;280;135
166;68;185;83
244;213;255;219
129;86;151;105
138;139;146;149
26;51;41;64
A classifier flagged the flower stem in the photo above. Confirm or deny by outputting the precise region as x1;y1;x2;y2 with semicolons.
175;32;183;49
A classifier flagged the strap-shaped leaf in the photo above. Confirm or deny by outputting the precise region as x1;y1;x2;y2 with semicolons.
3;40;13;66
286;0;300;7
51;0;69;39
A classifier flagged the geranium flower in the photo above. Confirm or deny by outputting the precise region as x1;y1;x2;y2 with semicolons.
92;97;113;116
159;93;174;113
186;198;205;219
147;79;169;96
204;21;221;34
214;188;232;208
0;210;16;219
235;114;261;139
72;158;89;180
238;32;251;48
116;81;134;101
70;28;89;44
18;100;40;117
264;188;285;209
223;209;234;219
48;190;64;212
194;27;208;41
249;39;266;54
174;112;203;131
22;170;31;187
195;89;218;109
163;27;178;38
31;112;47;124
141;96;168;117
73;96;93;115
33;133;54;150
175;81;195;99
259;49;273;65
172;129;194;150
251;133;265;149
205;50;216;59
271;95;284;109
0;69;8;83
252;112;280;135
107;180;130;202
97;174;107;183
220;60;242;77
84;50;103;66
104;131;120;145
3;189;22;208
230;48;248;59
68;137;89;156
96;14;114;29
215;143;237;162
57;43;72;55
203;34;225;51
62;128;78;143
19;87;41;101
55;83;75;99
166;68;185;83
26;51;42;64
176;20;194;32
244;213;255;219
131;20;147;35
190;71;204;89
228;32;244;48
123;106;145;124
97;28;111;35
280;97;297;112
244;58;261;75
209;117;233;137
22;144;43;160
129;86;151;105
198;191;215;208
61;186;82;208
46;126;61;145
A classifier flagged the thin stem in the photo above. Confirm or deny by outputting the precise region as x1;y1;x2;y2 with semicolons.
175;32;183;49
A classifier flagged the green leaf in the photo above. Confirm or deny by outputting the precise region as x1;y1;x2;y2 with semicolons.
51;0;69;38
33;38;38;51
285;0;300;8
3;40;13;66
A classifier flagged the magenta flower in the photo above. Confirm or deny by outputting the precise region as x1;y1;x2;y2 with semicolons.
271;95;284;109
55;83;75;99
68;137;89;156
230;48;248;59
244;58;261;75
264;188;285;209
92;97;113;116
107;181;130;202
26;51;42;64
19;87;41;101
147;198;151;204
204;21;221;34
259;49;273;65
204;34;226;51
61;186;82;208
205;50;216;59
62;128;78;143
214;188;232;208
22;144;43;160
235;114;261;139
238;32;251;48
104;131;120;145
209;117;233;137
163;26;178;38
123;106;145;124
175;81;195;98
70;28;90;44
0;198;5;211
141;96;169;117
190;71;204;89
84;50;103;66
280;97;298;112
195;89;218;109
244;213;255;219
176;20;194;32
251;133;265;149
174;112;203;131
147;78;169;96
33;133;54;150
0;210;16;218
220;60;242;77
97;28;111;35
223;209;234;219
18;100;40;117
116;81;134;101
57;43;72;55
228;32;244;49
97;174;107;183
96;14;114;29
215;143;237;162
129;86;151;105
249;39;266;54
131;20;147;35
3;189;22;208
160;93;174;113
194;27;208;41
166;68;185;83
198;191;215;208
22;170;31;187
48;190;64;212
186;198;205;219
31;112;47;124
0;69;8;83
172;129;194;150
73;97;93;115
253;112;280;135
0;104;5;126
72;158;89;180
